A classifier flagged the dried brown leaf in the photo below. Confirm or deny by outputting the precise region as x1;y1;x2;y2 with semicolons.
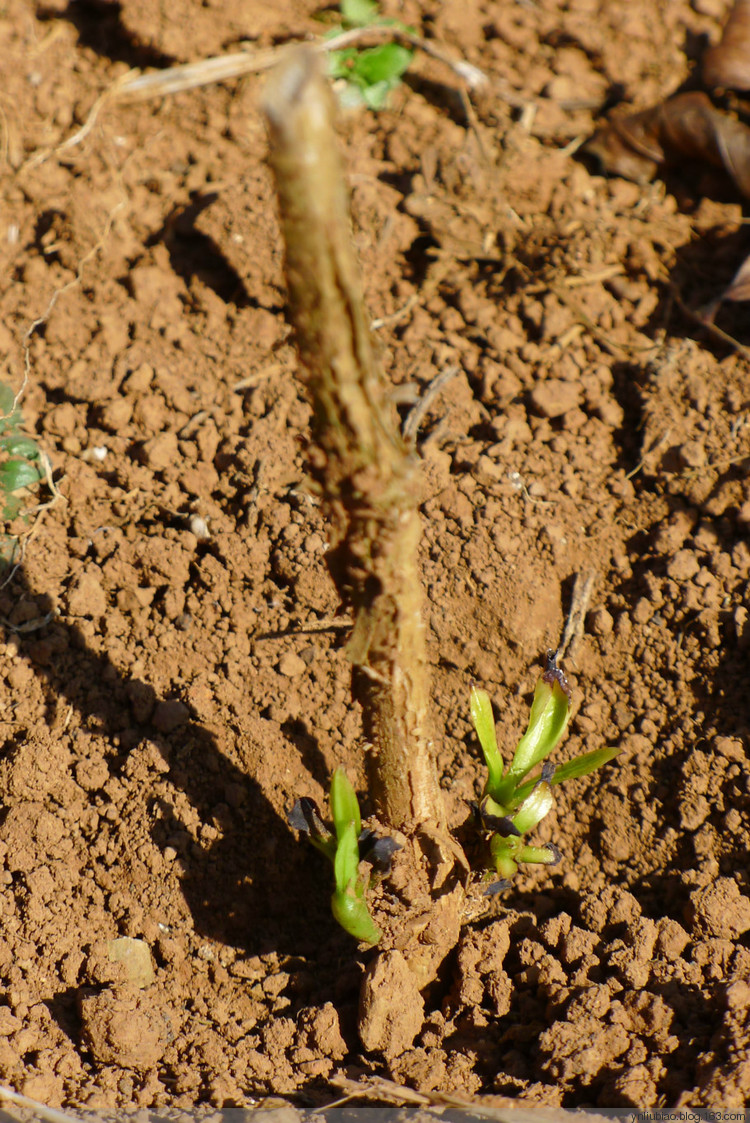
584;106;663;184
585;0;750;317
714;252;750;313
703;0;750;92
657;90;750;196
586;91;750;198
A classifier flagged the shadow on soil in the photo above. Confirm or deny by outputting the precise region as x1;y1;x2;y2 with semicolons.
38;0;175;69
0;564;344;961
144;196;257;309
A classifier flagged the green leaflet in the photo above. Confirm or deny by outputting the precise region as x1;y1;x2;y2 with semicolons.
548;745;621;785
505;673;570;785
333;819;360;896
330;768;362;840
470;686;504;796
327;1;414;110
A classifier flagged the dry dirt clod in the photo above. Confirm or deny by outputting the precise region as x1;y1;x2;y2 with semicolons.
358;949;425;1057
688;878;750;939
359;825;468;1052
78;987;171;1071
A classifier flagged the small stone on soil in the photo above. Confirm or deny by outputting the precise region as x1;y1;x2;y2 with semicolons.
278;651;306;677
529;379;582;419
153;699;190;733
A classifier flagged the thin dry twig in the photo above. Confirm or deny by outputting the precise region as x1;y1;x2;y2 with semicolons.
23;25;489;173
0;1083;88;1123
559;570;596;659
402;364;461;445
669;282;750;360
120;26;487;102
21;198;126;406
256;616;354;639
625;428;673;480
328;1074;597;1121
232;361;287;391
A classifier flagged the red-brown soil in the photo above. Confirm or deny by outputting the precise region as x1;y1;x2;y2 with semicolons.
0;0;749;1111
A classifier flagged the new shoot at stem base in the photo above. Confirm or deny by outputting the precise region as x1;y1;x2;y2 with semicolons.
470;650;620;891
289;653;620;939
288;770;399;945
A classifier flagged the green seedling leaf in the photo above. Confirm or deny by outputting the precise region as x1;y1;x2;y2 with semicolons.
0;384;22;436
362;80;393;110
0;459;43;493
517;841;560;866
340;0;378;26
353;42;413;86
470;686;504;796
511;781;554;835
330;768;362;840
1;495;22;521
329;43;413;109
0;435;40;459
490;833;560;879
328;1;414;111
548;745;621;785
290;777;381;944
489;835;521;881
504;658;570;789
474;656;618;887
333;819;360;895
331;885;381;944
328;48;359;81
332;819;381;943
509;748;619;808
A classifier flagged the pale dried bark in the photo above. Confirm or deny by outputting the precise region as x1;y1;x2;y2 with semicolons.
261;49;443;832
262;52;467;1052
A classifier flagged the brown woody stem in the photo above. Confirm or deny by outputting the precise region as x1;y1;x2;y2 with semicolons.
262;49;443;831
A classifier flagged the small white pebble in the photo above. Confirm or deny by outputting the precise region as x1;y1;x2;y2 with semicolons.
92;446;108;461
6;224;19;245
189;515;210;539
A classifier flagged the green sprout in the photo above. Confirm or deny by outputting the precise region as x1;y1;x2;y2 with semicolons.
288;768;397;944
471;652;619;887
0;382;45;566
327;0;414;110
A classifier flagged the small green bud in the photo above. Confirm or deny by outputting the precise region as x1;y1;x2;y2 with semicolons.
506;654;570;784
331;887;381;944
511;781;554;834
